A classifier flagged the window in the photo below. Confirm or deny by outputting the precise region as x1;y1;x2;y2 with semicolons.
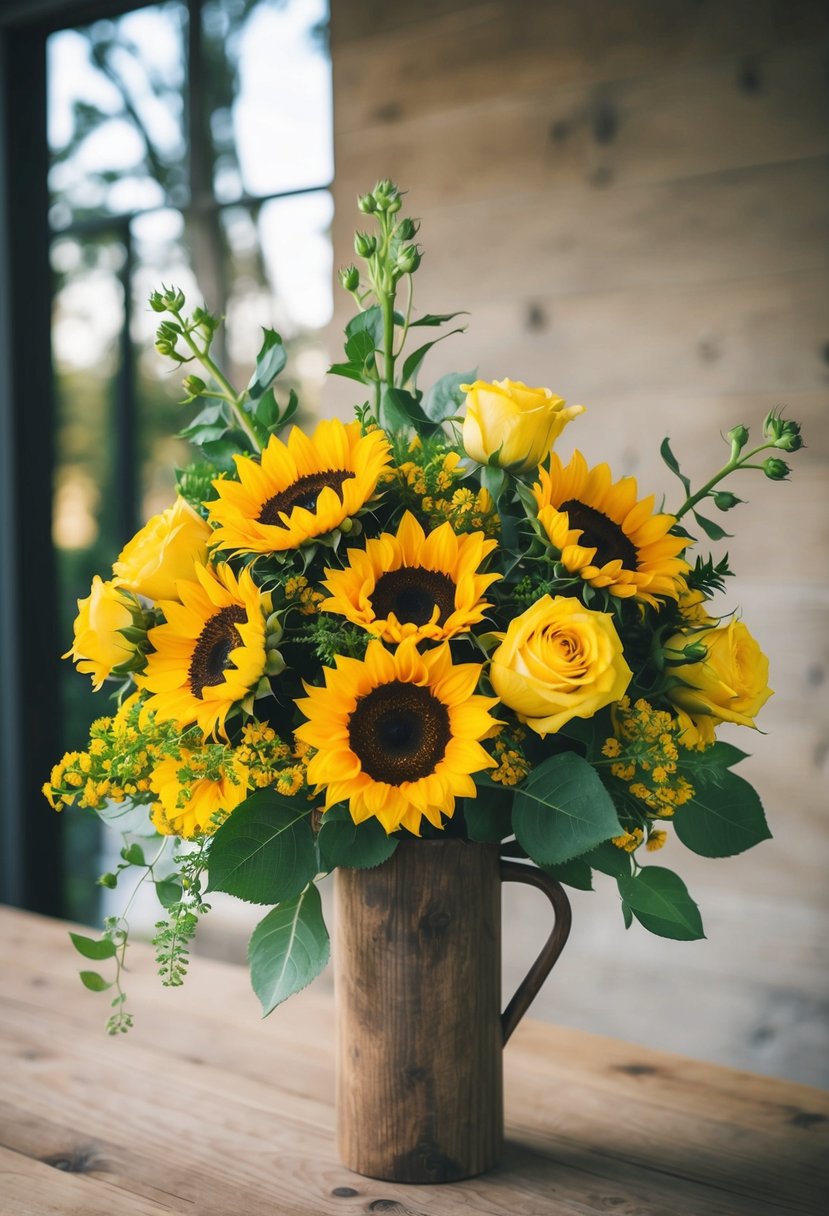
0;0;333;917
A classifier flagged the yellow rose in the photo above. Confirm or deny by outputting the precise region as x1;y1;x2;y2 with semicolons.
490;595;633;736
113;496;211;602
666;620;773;748
64;576;137;690
461;378;585;472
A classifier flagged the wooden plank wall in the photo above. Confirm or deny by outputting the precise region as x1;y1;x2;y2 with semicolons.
320;0;829;1082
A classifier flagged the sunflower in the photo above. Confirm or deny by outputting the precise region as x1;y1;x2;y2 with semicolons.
533;451;689;606
320;511;500;643
150;751;250;838
206;418;391;555
294;639;498;835
137;562;268;738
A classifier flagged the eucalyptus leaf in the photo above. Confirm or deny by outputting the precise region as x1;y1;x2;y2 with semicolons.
512;752;622;866
617;867;705;940
206;790;317;905
248;885;330;1016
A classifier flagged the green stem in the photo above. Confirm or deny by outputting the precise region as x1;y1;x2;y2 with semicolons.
172;310;262;454
674;443;772;520
395;273;414;360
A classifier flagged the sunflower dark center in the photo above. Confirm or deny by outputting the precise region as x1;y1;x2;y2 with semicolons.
188;606;246;699
559;498;638;569
348;681;451;785
258;470;355;525
370;567;457;627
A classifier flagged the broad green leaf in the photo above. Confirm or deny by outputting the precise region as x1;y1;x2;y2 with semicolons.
540;858;593;891
249;885;330;1016
685;740;749;780
252;386;280;429
621;900;633;929
206;790;317;905
512;752;622;866
155;879;183;909
659;436;690;492
199;431;251;471
378;385;440;436
317;809;398;870
346;306;402;345
178;401;229;443
345;328;376;368
248;328;286;398
280;389;299;429
673;769;771;857
463;780;514;842
69;933;117;961
422;369;475;423
692;509;731;541
327;361;369;384
578;839;633;880
79;970;113;992
617;867;705;940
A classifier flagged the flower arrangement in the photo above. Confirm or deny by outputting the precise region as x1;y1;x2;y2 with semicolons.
46;180;802;1033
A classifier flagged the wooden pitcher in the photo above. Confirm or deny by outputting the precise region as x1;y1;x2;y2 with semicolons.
335;837;571;1183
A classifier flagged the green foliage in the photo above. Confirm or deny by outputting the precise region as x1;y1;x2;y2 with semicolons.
317;807;399;870
422;370;475;424
617;867;705;940
249;885;330;1016
673;768;771;858
206;789;317;905
512;752;623;866
69;932;117;961
540;858;594;891
463;779;514;843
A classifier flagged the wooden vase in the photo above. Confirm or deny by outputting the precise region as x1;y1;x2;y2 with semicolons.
334;838;571;1183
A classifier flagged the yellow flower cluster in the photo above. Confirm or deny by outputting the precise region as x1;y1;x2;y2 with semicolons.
489;725;530;787
604;697;696;819
284;574;324;616
422;485;499;537
234;721;307;795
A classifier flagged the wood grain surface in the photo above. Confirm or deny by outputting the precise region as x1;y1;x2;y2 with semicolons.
1;904;827;1215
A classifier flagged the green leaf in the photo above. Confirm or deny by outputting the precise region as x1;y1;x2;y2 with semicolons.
346;306;402;345
480;465;506;503
206;790;317;905
409;311;468;328
673;769;771;858
345;328;376;369
463;780;514;842
621;900;633;929
317;809;398;870
155;879;183;909
659;436;690;492
327;361;369;384
69;933;117;961
178;401;230;443
248;329;286;398
540;858;593;891
198;431;251;471
120;842;146;867
252;386;280;429
248;885;330;1016
400;329;465;389
280;389;299;429
79;970;113;992
378;385;440;436
578;839;633;880
421;370;475;424
512;752;623;866
692;509;731;541
617;867;705;940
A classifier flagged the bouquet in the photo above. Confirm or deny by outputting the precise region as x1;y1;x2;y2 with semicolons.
45;180;802;1033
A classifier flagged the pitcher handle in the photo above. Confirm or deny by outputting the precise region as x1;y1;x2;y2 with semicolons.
500;860;572;1044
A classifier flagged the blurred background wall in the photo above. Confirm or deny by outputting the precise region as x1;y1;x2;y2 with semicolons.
325;0;829;1086
1;0;826;1089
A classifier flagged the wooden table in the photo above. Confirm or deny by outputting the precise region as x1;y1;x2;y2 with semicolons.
1;905;827;1215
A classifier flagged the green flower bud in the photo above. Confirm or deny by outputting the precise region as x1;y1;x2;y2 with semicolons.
763;456;790;480
160;286;185;312
396;217;417;240
712;490;741;510
339;265;360;292
762;409;784;441
775;421;803;452
374;178;395;197
149;291;167;313
192;306;219;332
357;193;377;214
98;872;118;890
386;195;402;214
154;338;176;358
682;642;708;663
727;424;749;450
354;231;377;257
182;374;206;398
397;245;421;273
